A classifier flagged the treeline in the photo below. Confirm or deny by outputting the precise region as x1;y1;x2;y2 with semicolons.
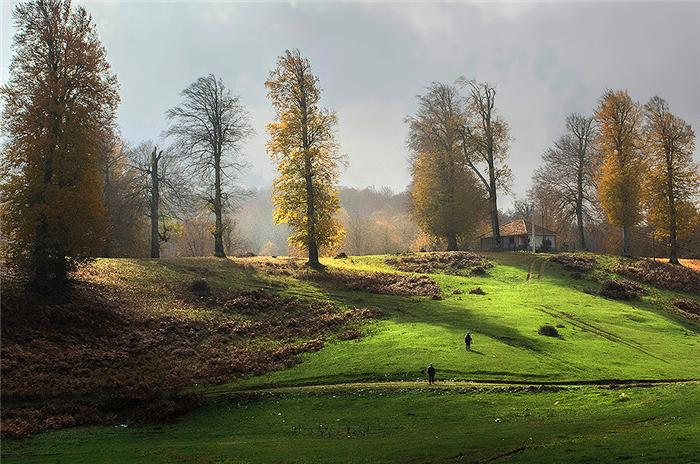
405;83;699;263
2;0;698;293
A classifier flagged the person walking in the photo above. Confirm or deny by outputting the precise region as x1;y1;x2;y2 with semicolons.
427;363;436;384
465;331;472;351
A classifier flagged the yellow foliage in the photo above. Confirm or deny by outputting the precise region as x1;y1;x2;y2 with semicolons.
643;96;699;242
265;50;345;262
595;90;645;229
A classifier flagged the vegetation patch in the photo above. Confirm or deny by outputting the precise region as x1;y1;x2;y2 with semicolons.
385;251;492;276
538;325;560;337
550;253;597;272
615;259;700;295
673;299;700;317
599;279;644;300
1;279;382;439
308;270;442;299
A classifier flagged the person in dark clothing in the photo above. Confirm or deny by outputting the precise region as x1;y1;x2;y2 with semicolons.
465;331;472;351
427;363;436;384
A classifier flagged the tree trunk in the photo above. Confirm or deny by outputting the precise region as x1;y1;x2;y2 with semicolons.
669;212;680;264
668;158;680;265
213;149;226;258
489;193;501;251
488;156;501;251
576;199;586;251
305;171;319;265
576;161;587;251
622;226;631;258
447;232;458;251
150;147;160;258
308;240;319;265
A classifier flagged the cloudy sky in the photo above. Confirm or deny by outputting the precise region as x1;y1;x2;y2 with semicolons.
2;1;699;210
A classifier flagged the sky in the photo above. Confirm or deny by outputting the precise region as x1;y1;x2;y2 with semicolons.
2;0;699;211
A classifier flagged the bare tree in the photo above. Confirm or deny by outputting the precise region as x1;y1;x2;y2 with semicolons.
455;78;512;251
129;141;194;258
532;113;598;250
165;74;253;258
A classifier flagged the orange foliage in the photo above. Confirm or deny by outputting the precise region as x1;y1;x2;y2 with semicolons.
1;0;119;285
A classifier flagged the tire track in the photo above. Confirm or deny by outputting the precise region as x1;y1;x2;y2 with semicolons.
536;305;668;363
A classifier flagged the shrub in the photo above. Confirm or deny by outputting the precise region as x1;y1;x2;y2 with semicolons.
600;280;643;300
550;254;597;272
673;299;700;316
615;259;700;295
386;251;491;276
538;325;560;337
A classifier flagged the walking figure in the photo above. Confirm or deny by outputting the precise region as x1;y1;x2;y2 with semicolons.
465;331;472;351
427;363;436;385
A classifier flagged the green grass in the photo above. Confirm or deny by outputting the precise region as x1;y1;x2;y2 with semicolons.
4;251;700;463
5;384;700;463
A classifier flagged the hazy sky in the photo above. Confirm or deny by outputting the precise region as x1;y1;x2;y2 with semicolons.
2;1;699;210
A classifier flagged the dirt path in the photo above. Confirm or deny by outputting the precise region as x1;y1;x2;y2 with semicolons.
205;378;700;397
527;257;549;282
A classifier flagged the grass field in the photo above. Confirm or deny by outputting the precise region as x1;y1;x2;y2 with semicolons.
3;252;700;463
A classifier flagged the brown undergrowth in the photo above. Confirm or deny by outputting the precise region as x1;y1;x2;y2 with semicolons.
615;259;700;295
307;270;443;299
386;251;492;276
0;269;383;439
550;254;597;272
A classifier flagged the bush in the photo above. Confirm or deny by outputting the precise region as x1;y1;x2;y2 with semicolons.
615;259;700;295
550;254;597;272
600;280;643;300
673;299;700;316
538;325;560;337
386;251;492;276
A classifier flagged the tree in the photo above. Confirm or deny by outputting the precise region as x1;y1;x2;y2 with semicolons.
643;96;699;264
533;113;598;250
100;137;148;258
129;141;193;258
406;82;487;250
265;49;346;265
165;74;252;258
0;0;119;290
595;89;644;258
455;78;512;250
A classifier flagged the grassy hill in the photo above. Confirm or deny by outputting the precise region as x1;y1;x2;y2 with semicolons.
3;251;700;463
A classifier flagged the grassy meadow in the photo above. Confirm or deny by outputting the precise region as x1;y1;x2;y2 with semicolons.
3;251;700;463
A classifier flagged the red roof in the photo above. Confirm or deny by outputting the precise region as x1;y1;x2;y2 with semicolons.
483;219;557;238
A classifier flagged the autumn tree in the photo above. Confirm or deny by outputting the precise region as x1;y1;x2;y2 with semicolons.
0;0;119;290
456;78;512;250
406;82;487;250
532;113;598;250
643;96;699;264
265;49;346;265
165;74;252;258
595;89;644;257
